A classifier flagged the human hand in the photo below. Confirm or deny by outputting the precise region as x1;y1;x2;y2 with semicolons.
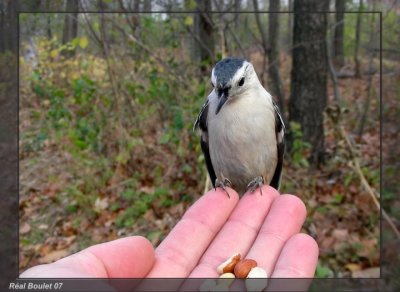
21;186;318;281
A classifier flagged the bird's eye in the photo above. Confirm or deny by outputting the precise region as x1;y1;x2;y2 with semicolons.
238;77;245;87
211;81;215;88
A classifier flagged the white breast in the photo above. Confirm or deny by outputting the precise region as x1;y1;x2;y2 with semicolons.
207;86;278;194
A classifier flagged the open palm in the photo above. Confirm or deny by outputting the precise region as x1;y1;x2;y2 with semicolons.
21;186;318;288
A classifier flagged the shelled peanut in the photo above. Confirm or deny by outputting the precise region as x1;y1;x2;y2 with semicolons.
199;252;269;291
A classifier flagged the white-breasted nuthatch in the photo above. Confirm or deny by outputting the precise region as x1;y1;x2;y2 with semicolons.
194;57;285;196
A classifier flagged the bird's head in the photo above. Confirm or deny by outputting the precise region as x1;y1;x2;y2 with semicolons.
211;57;257;114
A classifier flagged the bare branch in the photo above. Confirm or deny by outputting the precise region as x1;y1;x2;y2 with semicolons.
326;23;342;104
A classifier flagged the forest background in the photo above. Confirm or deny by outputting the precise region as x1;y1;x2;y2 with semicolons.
2;0;398;282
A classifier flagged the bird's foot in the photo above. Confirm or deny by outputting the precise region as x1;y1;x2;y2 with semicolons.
246;176;264;195
215;178;232;198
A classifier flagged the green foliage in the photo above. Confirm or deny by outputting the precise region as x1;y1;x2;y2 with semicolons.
116;187;172;228
315;261;334;278
343;10;368;58
333;192;345;204
184;16;194;26
289;122;311;167
116;203;146;228
20;131;48;153
342;6;399;62
185;0;197;10
343;171;354;187
361;166;380;188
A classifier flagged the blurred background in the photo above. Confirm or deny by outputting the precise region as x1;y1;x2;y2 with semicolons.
12;0;399;279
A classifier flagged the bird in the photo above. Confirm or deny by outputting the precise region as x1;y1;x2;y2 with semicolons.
194;57;285;196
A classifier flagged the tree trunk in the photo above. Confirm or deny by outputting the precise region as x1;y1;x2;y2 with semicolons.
194;0;214;72
287;0;293;48
289;0;329;166
98;0;108;48
62;0;79;56
268;0;285;118
333;0;345;67
0;0;18;53
0;1;5;53
0;0;18;285
46;0;52;39
234;0;241;30
143;0;152;12
357;1;377;138
252;0;271;86
354;0;363;78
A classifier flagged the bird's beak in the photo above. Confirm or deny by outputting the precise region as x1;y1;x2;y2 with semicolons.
216;92;228;115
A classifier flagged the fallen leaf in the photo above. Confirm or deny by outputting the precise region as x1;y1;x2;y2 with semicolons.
33;244;43;252
20;222;31;235
104;218;114;227
43;183;60;199
139;186;155;194
94;197;109;212
19;253;31;269
358;238;378;258
38;249;69;264
169;202;185;216
354;192;374;213
32;196;41;204
91;229;104;243
56;235;76;250
38;224;48;230
332;229;349;241
345;263;362;272
39;244;52;256
80;218;91;230
142;209;156;221
319;236;335;250
61;221;77;236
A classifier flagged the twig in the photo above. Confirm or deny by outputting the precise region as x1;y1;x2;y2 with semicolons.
282;172;301;189
106;15;192;88
177;16;215;64
98;14;122;104
81;12;103;49
211;0;246;57
339;124;400;239
326;24;341;104
225;24;246;57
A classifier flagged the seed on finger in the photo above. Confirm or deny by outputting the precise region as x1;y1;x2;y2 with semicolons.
245;267;268;291
213;253;268;291
216;252;241;274
217;272;235;287
233;259;257;278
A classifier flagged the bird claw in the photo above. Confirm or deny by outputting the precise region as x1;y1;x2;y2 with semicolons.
215;178;232;198
246;176;264;195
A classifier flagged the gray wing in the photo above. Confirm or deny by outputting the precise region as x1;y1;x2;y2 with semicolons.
194;99;217;188
269;102;285;189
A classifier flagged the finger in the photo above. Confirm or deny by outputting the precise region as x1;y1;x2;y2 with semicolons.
187;185;279;278
266;234;318;291
20;236;155;278
146;188;239;278
245;194;307;276
271;233;319;278
83;236;155;277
